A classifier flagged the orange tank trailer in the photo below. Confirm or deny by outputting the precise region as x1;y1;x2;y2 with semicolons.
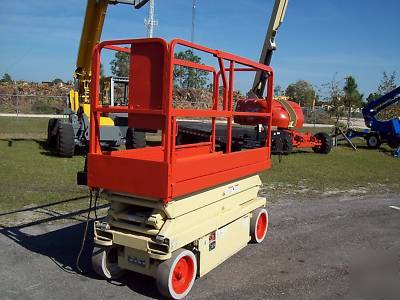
235;97;332;154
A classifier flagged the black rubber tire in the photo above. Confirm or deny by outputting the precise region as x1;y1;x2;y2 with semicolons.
156;249;197;299
366;133;381;149
126;128;146;149
92;245;126;280
56;122;75;157
47;118;59;149
312;132;332;154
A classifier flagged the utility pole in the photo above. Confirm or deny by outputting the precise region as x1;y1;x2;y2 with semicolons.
144;0;158;38
191;0;196;43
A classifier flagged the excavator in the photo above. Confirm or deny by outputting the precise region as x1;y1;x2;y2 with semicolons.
47;0;149;157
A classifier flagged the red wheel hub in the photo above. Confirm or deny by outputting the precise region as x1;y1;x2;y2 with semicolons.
256;211;267;241
172;256;195;294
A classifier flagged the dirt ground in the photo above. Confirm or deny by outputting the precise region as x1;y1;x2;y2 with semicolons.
1;193;399;299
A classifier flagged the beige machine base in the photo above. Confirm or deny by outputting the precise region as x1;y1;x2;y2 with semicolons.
93;174;267;280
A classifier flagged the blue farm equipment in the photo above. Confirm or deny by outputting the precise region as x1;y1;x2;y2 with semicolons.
344;86;400;156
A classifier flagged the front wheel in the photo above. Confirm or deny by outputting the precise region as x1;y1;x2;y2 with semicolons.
91;245;126;280
156;249;197;299
47;118;59;149
366;133;381;149
56;122;75;157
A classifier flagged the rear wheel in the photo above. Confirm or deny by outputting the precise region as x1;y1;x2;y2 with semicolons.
92;245;126;280
250;208;268;243
56;122;75;157
366;133;381;149
156;249;197;299
126;128;146;149
47;118;59;149
312;132;332;154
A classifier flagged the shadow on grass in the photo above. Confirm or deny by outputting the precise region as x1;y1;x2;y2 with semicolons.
272;149;317;157
0;196;87;217
1;138;57;156
336;143;395;156
285;149;316;155
1;138;47;149
1;138;88;157
0;197;159;299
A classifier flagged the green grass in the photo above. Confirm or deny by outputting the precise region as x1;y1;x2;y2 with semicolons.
0;116;50;139
0;117;88;217
0;117;398;218
299;126;333;134
0;139;87;212
262;145;399;201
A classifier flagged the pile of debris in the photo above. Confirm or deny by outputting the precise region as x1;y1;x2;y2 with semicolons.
0;81;72;114
0;82;250;115
172;87;245;110
377;107;400;121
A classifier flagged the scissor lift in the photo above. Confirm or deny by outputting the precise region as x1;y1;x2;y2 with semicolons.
87;38;273;299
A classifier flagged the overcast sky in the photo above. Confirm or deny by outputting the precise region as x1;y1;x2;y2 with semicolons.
0;0;399;97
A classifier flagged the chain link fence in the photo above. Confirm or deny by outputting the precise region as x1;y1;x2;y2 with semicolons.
0;94;67;115
0;91;348;127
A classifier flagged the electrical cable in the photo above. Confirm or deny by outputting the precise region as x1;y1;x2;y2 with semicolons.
75;190;96;273
94;192;98;220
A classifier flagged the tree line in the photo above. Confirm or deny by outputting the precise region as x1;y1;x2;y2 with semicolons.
109;50;397;111
0;73;69;85
320;71;397;122
110;49;208;89
2;49;397;121
276;72;396;106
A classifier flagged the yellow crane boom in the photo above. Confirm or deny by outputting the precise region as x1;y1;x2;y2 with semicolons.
252;0;288;98
73;0;149;108
46;0;150;158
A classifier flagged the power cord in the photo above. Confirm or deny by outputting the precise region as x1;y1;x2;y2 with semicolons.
75;189;99;273
94;191;99;220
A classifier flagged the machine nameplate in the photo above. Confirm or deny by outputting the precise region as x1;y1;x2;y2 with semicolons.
223;184;240;197
128;255;146;267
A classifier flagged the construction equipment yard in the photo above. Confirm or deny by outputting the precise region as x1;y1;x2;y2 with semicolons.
0;117;400;299
1;0;400;299
1;119;400;299
1;112;399;299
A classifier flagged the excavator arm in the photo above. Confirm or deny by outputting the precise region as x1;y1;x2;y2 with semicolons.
251;0;288;98
362;86;400;127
